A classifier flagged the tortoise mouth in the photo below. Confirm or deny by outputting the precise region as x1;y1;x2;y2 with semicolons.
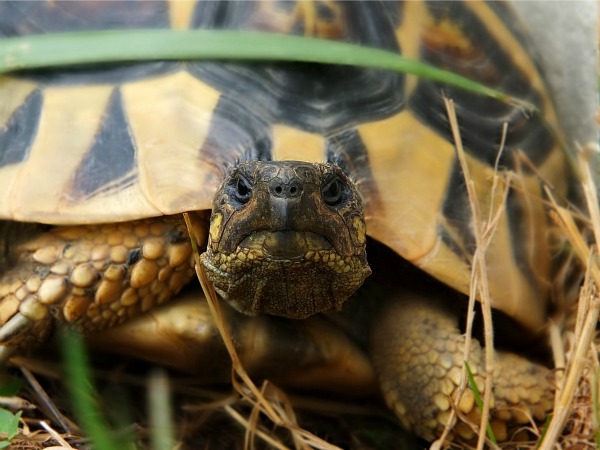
200;229;371;319
238;230;332;261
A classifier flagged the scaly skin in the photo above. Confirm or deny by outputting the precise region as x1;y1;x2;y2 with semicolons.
0;157;555;444
0;214;207;346
201;161;371;318
371;293;554;443
0;219;556;443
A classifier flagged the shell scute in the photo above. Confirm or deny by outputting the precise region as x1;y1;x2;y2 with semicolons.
0;1;569;327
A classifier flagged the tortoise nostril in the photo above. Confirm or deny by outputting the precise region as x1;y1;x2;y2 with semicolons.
270;180;303;198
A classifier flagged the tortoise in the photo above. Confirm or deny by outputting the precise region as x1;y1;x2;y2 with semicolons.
0;0;577;444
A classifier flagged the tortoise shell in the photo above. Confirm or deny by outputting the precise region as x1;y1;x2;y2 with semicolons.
0;0;568;330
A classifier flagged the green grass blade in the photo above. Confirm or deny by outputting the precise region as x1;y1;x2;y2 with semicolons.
535;413;552;449
60;328;126;450
0;29;528;108
465;361;497;445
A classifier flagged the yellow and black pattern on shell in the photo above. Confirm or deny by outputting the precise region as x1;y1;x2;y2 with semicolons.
0;0;568;329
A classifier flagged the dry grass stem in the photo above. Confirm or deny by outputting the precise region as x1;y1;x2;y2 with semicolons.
38;421;75;449
454;135;600;450
223;404;290;450
20;367;79;434
443;97;509;450
0;395;35;412
183;213;341;450
548;320;566;409
539;146;600;449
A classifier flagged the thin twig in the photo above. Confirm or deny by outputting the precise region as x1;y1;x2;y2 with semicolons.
39;421;75;449
539;147;600;449
183;213;341;450
223;405;289;450
20;367;79;434
444;98;506;450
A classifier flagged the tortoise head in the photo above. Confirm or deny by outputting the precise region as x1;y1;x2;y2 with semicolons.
200;160;371;319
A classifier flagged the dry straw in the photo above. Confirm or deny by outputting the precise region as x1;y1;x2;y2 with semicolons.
178;119;599;449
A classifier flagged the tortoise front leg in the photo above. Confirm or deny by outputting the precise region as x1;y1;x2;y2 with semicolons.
0;214;206;349
370;293;554;443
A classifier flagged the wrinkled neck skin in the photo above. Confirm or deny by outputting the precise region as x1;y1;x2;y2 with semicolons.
200;160;371;319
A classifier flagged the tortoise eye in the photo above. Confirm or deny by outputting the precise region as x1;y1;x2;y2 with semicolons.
232;173;252;205
322;176;343;206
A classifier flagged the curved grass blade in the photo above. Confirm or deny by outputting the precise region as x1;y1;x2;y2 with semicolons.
0;29;531;109
465;361;497;445
60;328;129;450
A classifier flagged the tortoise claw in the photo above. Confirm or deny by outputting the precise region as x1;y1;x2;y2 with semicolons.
0;216;202;349
0;313;35;364
0;313;34;343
